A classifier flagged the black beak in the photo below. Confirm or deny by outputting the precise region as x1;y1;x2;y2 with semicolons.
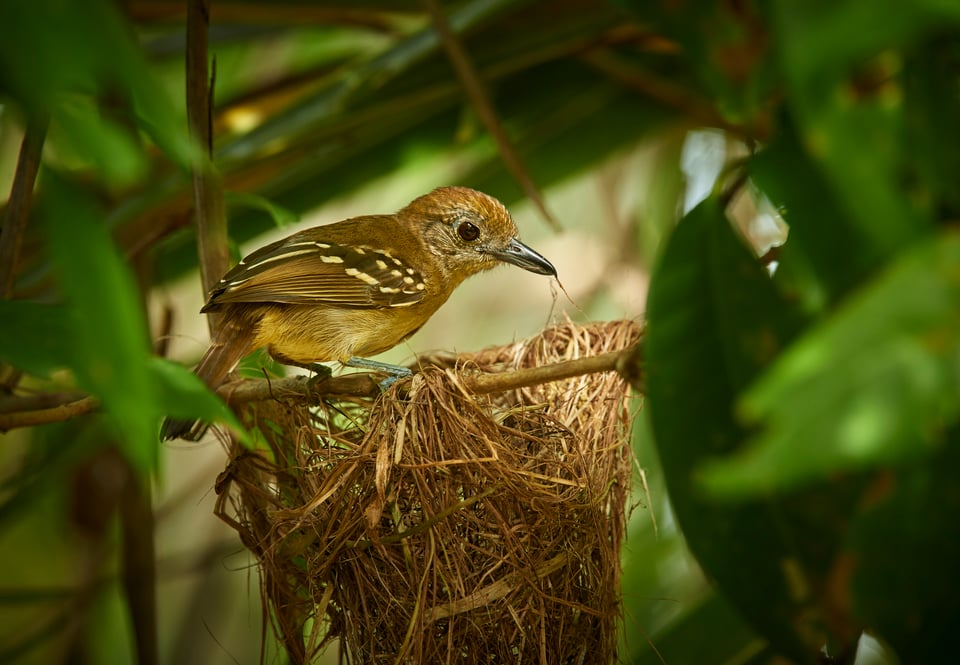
489;238;557;276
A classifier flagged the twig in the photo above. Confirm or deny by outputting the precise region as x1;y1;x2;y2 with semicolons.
0;114;47;297
422;0;560;231
0;113;48;393
0;391;87;414
0;395;99;431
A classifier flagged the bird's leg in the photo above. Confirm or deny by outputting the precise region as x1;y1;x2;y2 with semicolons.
344;357;412;390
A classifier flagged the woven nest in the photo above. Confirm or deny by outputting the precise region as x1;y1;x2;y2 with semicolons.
215;319;641;664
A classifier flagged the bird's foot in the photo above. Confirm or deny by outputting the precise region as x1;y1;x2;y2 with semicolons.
344;357;413;391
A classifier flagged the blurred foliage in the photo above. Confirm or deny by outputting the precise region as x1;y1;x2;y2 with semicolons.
0;0;958;664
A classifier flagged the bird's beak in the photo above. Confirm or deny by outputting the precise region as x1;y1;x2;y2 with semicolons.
488;238;557;276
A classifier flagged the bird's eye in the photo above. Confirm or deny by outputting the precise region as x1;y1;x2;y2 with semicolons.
457;221;481;242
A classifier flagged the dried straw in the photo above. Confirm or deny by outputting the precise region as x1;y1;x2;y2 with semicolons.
215;319;641;664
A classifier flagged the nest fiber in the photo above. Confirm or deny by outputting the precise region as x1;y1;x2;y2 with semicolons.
216;319;641;664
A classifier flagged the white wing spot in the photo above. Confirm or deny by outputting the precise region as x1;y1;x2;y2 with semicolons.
314;242;331;249
345;267;379;285
415;282;425;291
403;276;415;285
406;267;416;275
376;260;388;270
379;286;401;294
320;255;344;264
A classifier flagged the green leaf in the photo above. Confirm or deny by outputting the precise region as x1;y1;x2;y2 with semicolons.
772;0;960;87
41;174;158;472
49;96;147;187
0;302;70;377
701;230;960;498
770;0;943;258
0;0;192;182
644;199;817;662
149;358;248;442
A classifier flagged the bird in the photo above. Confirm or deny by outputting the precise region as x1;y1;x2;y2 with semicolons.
161;186;557;440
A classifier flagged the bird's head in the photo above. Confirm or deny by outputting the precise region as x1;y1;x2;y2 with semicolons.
403;186;557;282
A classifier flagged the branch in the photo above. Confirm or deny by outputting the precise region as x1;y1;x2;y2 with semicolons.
221;349;635;406
0;348;642;432
463;349;627;394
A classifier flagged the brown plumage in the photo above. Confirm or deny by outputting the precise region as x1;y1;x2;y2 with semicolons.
161;186;556;440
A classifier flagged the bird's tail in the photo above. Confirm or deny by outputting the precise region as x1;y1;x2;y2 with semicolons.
160;315;256;441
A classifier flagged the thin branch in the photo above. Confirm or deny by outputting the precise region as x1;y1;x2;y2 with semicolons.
187;0;230;335
0;347;642;432
0;391;87;414
0;113;48;393
0;114;48;297
0;395;99;431
222;348;635;406
422;0;560;231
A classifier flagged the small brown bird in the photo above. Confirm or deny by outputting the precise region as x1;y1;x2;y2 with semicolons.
161;186;556;440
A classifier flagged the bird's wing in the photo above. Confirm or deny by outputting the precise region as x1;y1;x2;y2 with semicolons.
203;235;427;311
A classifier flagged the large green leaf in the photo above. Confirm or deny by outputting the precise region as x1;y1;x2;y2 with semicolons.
702;230;960;497
0;0;192;185
41;175;159;472
644;199;821;661
770;0;950;259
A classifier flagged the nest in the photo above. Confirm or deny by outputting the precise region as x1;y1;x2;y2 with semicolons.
215;319;641;664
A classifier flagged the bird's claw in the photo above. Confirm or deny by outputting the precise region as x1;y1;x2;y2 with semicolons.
376;368;413;391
